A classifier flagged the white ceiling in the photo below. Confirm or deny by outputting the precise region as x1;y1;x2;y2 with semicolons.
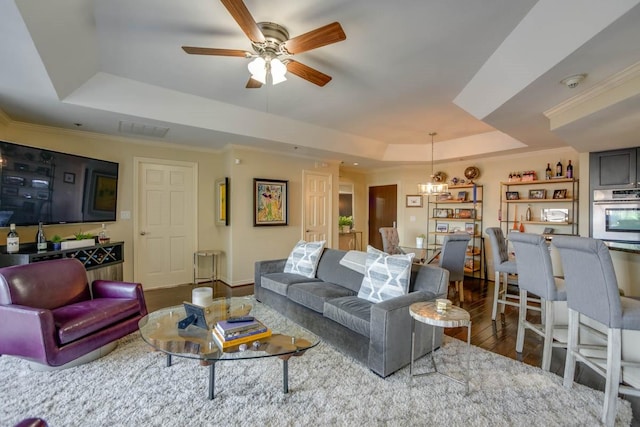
1;0;640;169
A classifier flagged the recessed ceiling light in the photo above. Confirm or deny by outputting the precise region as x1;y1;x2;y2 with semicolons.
353;162;359;166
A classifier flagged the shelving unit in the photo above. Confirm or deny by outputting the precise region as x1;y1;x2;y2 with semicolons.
500;178;579;236
426;184;484;278
0;241;124;281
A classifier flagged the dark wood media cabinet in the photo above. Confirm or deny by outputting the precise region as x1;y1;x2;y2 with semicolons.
0;241;124;281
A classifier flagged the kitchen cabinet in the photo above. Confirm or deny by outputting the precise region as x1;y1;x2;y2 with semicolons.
426;184;484;278
500;178;579;236
590;148;640;189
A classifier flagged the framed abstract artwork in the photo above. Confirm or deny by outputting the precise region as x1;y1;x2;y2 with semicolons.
254;178;288;226
215;177;229;226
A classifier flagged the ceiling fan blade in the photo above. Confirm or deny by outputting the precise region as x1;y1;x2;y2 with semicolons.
286;60;332;87
220;0;265;43
283;22;346;54
246;77;263;88
182;46;250;57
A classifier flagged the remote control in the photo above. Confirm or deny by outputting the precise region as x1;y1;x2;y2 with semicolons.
227;316;255;323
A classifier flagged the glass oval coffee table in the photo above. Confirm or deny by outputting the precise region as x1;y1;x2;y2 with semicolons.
139;296;320;399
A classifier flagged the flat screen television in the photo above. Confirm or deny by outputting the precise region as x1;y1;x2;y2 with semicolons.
0;140;119;226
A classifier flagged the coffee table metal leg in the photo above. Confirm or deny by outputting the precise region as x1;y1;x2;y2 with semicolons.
465;321;472;395
283;359;289;393
209;362;216;400
166;354;172;367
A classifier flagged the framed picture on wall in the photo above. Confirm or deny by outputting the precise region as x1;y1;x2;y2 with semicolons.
254;178;288;226
406;195;423;207
215;177;229;226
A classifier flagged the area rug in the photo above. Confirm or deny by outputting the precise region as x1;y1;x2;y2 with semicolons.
0;318;632;426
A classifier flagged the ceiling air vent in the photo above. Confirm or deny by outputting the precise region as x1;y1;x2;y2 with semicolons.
118;120;169;138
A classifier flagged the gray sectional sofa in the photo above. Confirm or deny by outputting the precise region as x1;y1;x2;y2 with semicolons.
254;248;450;377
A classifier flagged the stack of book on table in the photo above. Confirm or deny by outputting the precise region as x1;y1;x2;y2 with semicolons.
212;317;272;349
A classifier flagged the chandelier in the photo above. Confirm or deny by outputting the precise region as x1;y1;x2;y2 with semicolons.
417;132;449;195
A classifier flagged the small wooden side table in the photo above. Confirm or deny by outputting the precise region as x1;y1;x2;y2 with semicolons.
193;250;221;284
409;301;471;394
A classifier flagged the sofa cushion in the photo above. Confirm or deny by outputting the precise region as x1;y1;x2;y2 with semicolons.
52;298;140;345
315;249;365;293
339;250;367;275
288;282;356;313
357;246;414;303
261;273;321;296
284;240;326;278
323;296;372;337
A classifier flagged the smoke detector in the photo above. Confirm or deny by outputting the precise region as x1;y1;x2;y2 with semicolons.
560;74;587;89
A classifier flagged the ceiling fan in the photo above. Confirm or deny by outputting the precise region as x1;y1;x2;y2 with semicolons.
182;0;346;88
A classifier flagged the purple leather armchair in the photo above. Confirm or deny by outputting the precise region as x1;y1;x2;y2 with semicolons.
0;258;147;367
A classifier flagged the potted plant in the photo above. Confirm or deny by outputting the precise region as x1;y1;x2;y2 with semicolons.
339;216;353;233
61;232;95;250
416;233;426;249
51;235;63;251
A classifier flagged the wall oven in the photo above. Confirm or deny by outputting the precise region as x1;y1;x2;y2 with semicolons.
593;188;640;242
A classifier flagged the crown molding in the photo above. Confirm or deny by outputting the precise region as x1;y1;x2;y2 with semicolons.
544;60;640;119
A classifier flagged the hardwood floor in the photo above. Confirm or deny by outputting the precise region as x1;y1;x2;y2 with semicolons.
143;277;545;368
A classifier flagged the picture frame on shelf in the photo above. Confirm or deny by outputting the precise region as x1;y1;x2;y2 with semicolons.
433;208;452;218
455;208;476;219
405;195;423;207
505;191;519;200
464;222;475;235
553;189;567;199
457;191;467;201
436;192;452;201
436;223;449;233
529;189;546;199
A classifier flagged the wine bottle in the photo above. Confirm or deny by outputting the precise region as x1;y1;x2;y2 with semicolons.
566;160;573;179
545;163;552;180
98;223;110;244
35;222;47;251
7;223;19;253
525;205;532;221
556;160;563;177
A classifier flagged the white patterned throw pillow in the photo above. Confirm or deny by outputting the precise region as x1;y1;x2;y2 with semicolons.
284;240;326;278
357;245;414;303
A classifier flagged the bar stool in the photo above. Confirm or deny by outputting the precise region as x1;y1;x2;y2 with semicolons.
486;227;519;320
509;232;567;371
553;236;640;426
193;250;221;284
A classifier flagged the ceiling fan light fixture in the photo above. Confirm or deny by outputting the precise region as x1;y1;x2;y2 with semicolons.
248;57;267;84
270;58;287;85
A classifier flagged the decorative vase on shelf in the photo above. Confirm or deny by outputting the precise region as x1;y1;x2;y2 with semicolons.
416;236;425;248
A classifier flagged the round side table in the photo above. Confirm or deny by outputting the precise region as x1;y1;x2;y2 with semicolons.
193;250;221;284
409;301;471;394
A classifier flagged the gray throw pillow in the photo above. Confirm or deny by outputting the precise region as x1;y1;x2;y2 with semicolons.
357;245;414;303
284;240;326;278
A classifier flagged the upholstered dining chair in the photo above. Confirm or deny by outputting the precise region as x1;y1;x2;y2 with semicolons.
438;233;471;302
508;232;567;371
379;227;403;255
485;227;519;320
553;235;640;426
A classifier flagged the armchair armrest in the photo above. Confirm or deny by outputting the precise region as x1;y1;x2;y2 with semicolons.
92;280;147;316
0;305;58;364
254;259;287;295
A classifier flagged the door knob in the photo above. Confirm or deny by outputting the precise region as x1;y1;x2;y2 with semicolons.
140;231;147;235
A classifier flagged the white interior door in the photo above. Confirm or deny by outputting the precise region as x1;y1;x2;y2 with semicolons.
134;158;197;289
303;171;331;244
